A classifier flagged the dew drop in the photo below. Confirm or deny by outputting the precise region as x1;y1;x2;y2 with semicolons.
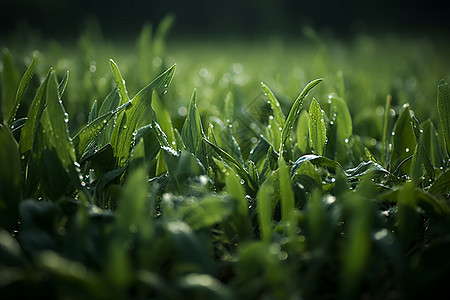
269;115;274;120
344;138;349;143
123;125;128;129
21;155;25;160
64;113;69;123
81;181;86;187
391;131;396;136
240;179;245;185
405;148;410;153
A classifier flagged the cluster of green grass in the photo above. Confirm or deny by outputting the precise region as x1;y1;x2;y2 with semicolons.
1;18;450;299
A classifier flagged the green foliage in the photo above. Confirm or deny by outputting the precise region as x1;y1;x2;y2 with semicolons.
1;26;450;300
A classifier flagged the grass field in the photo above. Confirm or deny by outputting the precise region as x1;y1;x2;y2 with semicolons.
1;18;450;299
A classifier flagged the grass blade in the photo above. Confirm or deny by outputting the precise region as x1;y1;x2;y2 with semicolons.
110;64;176;168
19;70;51;155
381;95;392;166
204;138;257;191
309;98;327;156
109;59;130;105
181;90;207;165
72;103;127;161
261;82;285;128
279;156;295;232
390;104;416;174
281;78;322;153
57;70;69;97
8;56;35;127
437;79;450;156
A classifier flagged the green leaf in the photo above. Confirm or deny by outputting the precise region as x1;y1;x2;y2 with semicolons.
421;120;445;168
381;95;392;166
72;106;126;161
437;79;450;156
281;78;322;152
225;168;248;217
40;71;80;186
291;154;342;178
110;64;176;168
204;138;257;191
116;167;149;234
278;156;295;231
328;94;352;144
256;176;274;243
309;98;327;156
88;100;98;122
97;87;121;147
397;182;420;249
428;169;450;197
19;70;51;156
109;59;130;105
296;109;309;153
179;196;233;231
390;104;416;174
8;56;35;127
261;83;285;128
57;70;69;97
1;49;19;124
181;90;207;165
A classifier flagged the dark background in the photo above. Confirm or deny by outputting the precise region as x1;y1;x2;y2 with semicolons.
1;0;450;39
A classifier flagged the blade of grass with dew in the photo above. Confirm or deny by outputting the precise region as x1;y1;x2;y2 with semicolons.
437;79;450;156
109;59;130;105
110;64;176;168
328;95;352;146
58;70;69;97
41;71;80;186
72;103;128;161
88;100;98;122
204;138;257;191
410;117;434;185
7;56;35;127
390;104;416;174
152;91;176;149
421;120;446;169
19;69;51;159
181;89;207;166
261;83;285;128
309;98;327;156
281;78;322;154
97;87;120;147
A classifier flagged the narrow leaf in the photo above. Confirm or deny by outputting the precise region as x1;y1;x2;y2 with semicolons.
437;79;450;156
261;83;285;128
281;78;322;152
19;70;51;155
309;98;327;156
109;59;130;105
8;56;35;127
